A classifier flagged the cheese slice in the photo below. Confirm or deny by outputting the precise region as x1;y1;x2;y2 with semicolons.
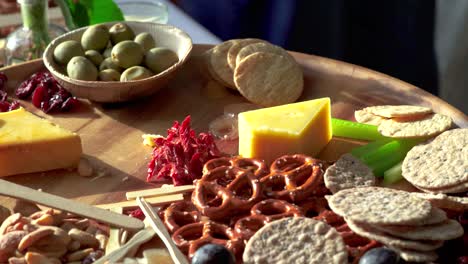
238;98;332;164
0;108;82;176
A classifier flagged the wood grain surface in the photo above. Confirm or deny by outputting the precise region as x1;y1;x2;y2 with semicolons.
0;44;466;211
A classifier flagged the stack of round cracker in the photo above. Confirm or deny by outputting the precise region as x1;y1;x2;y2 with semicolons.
327;187;464;263
402;128;468;210
355;105;452;138
204;39;304;107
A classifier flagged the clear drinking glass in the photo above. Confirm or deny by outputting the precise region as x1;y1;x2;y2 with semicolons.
115;0;169;24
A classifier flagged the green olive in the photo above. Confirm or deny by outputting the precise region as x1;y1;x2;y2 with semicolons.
81;24;110;51
144;47;179;74
67;56;98;81
99;57;122;72
120;66;153;81
99;69;121;81
109;23;135;44
53;40;84;65
111;40;144;69
134;32;156;52
85;50;104;66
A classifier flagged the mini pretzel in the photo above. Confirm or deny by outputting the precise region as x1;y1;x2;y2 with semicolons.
296;196;329;217
234;199;303;241
163;201;201;233
192;167;263;220
260;154;327;202
171;221;244;260
203;156;269;178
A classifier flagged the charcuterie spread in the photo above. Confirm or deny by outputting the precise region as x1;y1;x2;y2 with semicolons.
0;25;467;264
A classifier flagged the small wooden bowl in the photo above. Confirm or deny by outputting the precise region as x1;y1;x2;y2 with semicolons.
43;22;192;102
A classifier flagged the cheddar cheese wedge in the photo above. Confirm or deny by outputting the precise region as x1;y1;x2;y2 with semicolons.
0;108;82;176
238;98;332;164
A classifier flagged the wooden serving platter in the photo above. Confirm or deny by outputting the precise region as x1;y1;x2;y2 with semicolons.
0;44;467;211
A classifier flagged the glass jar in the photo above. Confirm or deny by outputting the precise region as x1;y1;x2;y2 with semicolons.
4;0;67;65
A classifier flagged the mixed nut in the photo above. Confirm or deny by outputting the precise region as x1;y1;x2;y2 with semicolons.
53;23;179;82
0;202;108;264
0;201;173;264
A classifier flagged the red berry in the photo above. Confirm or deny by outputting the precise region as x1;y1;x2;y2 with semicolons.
31;84;48;108
61;97;79;111
0;101;10;112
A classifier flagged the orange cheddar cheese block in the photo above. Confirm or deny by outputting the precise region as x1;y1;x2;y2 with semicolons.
0;108;82;176
238;98;332;164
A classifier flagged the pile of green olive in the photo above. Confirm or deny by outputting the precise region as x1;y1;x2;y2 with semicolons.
53;23;179;82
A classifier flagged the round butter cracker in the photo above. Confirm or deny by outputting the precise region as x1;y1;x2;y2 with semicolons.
234;52;303;107
402;128;468;189
209;39;239;89
236;42;293;66
326;187;432;225
368;105;432;118
227;38;265;70
243;217;347;264
378;113;452;138
324;154;376;194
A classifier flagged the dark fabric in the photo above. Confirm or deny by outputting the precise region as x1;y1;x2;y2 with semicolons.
175;0;438;95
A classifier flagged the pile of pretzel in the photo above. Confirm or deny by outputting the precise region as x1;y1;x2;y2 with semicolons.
160;154;379;263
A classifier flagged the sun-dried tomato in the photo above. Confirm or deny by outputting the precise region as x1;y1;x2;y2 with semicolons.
147;116;221;186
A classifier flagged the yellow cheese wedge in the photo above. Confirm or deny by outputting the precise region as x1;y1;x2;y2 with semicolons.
0;108;82;176
238;98;332;164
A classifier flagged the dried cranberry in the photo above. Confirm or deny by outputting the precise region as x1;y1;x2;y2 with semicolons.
0;101;10;112
61;97;79;111
40;100;50;112
31;84;48;108
46;94;65;113
128;208;145;220
0;72;7;90
8;101;20;111
15;78;38;99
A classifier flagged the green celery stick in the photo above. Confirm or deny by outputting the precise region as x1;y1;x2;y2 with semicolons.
363;139;422;176
351;138;393;158
331;118;388;141
384;161;403;184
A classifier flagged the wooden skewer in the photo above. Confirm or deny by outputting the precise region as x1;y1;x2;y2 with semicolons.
126;185;195;200
137;197;189;264
0;179;144;232
96;193;184;210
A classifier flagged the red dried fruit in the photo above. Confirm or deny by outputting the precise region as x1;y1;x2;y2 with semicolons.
0;101;10;112
147;116;221;186
8;101;20;111
127;209;145;220
61;97;79;111
15;70;79;113
15;78;37;98
31;84;48;108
